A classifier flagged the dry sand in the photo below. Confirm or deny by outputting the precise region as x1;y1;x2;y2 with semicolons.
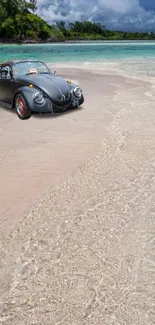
0;66;155;324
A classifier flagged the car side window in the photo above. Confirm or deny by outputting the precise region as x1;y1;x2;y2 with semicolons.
0;65;12;79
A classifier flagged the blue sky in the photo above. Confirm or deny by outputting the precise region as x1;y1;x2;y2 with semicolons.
36;0;155;31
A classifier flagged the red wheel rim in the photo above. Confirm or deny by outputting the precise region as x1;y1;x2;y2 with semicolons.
16;97;25;116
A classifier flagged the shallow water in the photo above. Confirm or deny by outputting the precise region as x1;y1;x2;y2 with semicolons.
1;41;155;63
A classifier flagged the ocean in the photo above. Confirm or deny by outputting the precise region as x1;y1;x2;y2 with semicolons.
1;41;155;77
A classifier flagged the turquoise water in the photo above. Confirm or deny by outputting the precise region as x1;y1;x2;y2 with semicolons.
1;41;155;63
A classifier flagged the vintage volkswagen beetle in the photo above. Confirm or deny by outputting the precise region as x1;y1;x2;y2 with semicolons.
0;60;84;120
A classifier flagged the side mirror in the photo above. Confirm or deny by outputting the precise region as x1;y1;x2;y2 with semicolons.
1;68;12;79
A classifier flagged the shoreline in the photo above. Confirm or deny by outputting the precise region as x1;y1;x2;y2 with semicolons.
50;60;155;84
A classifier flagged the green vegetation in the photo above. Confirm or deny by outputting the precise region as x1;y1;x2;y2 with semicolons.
0;0;155;42
0;0;64;42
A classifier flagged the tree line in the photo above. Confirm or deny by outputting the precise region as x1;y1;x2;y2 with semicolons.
0;0;155;42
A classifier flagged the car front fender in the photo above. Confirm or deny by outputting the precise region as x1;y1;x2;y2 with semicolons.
69;82;77;91
12;86;38;109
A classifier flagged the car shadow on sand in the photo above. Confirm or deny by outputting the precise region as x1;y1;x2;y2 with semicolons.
33;106;83;119
0;103;84;119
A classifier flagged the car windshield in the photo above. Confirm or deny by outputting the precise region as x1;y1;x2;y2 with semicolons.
14;61;50;76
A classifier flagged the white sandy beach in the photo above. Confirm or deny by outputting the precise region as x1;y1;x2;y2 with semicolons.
0;63;155;324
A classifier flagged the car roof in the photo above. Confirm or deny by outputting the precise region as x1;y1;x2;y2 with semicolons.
0;60;44;67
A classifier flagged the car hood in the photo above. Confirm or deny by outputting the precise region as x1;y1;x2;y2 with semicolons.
17;74;71;102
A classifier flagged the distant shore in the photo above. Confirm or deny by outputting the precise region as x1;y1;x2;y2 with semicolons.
1;38;155;45
0;39;65;44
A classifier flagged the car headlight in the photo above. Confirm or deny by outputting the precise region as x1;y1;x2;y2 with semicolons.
73;87;82;98
34;91;45;104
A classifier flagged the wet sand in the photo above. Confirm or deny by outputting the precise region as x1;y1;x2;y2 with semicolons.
0;66;155;324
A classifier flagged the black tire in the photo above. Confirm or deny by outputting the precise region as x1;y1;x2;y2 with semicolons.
79;95;84;105
15;94;32;120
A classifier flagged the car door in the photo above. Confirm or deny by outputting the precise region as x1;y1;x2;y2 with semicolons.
0;64;15;104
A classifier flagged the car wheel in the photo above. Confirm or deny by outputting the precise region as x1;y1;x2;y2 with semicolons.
15;94;32;120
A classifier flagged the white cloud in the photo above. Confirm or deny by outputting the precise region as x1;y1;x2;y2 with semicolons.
36;0;155;31
97;0;139;14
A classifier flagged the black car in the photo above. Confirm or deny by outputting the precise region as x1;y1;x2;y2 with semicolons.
0;60;84;120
